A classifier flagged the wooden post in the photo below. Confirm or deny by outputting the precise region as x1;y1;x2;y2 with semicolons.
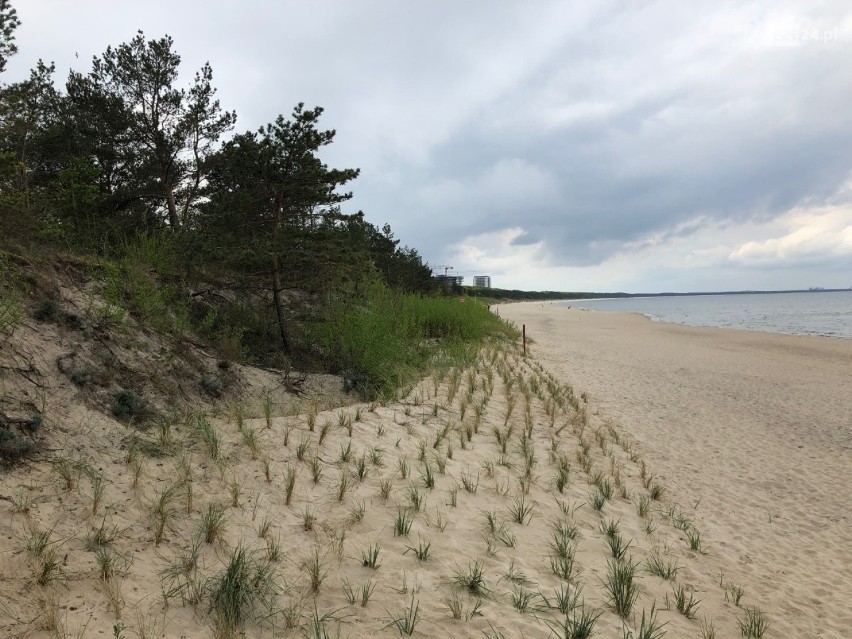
523;324;526;356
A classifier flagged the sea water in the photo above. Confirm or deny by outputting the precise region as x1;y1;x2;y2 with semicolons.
561;291;852;339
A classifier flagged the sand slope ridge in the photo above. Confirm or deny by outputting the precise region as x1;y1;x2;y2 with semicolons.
1;332;779;638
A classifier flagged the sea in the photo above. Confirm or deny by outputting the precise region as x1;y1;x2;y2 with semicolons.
560;290;852;339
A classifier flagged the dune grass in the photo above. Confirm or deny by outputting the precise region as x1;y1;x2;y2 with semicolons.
673;583;701;619
738;607;768;638
602;556;639;618
636;603;668;639
453;560;490;597
386;595;420;636
311;288;518;398
208;545;276;638
645;553;679;581
543;605;601;639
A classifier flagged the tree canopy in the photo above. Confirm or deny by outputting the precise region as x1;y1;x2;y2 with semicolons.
0;11;439;371
0;0;19;75
66;31;236;230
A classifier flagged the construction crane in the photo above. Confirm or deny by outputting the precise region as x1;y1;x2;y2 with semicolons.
434;265;454;276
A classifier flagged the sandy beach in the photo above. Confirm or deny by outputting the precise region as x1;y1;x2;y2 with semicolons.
498;302;852;638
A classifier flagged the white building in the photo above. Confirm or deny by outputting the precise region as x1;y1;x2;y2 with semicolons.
473;275;491;288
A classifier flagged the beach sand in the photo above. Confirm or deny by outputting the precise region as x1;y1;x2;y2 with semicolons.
498;301;852;638
2;301;850;638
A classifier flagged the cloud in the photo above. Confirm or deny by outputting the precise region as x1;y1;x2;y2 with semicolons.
420;158;559;219
729;207;852;266
449;203;852;292
401;0;852;278
450;227;542;267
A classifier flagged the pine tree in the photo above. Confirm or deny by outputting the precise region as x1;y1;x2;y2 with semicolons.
66;31;235;229
203;104;360;355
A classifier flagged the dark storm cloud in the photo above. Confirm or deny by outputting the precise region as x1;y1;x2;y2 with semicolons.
395;6;852;267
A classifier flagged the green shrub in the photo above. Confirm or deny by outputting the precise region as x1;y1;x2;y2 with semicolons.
111;388;148;421
322;306;415;396
309;284;516;398
401;295;511;342
23;413;43;434
200;373;224;397
70;368;90;387
101;234;192;336
193;298;271;365
33;297;61;322
0;428;35;464
0;253;23;334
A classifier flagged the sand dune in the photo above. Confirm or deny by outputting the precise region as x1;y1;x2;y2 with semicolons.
5;302;846;637
499;302;852;638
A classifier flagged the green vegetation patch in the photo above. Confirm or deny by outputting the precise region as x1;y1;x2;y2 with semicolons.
311;286;517;398
0;252;23;335
0;428;35;464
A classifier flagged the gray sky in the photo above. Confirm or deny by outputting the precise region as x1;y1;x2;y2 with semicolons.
7;1;852;292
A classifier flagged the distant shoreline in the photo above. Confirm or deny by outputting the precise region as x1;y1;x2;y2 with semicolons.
607;287;852;299
469;286;852;303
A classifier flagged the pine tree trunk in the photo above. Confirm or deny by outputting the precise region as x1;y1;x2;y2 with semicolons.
164;179;180;229
270;256;292;355
270;190;291;355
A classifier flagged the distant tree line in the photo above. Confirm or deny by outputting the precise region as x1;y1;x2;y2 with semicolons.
0;5;439;367
464;287;628;301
